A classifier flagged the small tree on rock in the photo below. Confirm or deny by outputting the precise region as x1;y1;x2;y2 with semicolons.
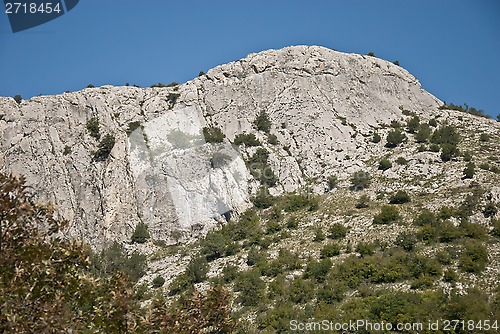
131;222;150;243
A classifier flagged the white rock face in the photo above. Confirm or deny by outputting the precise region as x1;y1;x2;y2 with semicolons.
1;45;495;249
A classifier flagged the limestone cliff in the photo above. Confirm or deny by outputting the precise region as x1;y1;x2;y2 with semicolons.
1;46;498;249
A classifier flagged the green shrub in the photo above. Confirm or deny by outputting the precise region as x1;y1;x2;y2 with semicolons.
202;126;225;143
356;242;377;257
222;264;239;283
304;258;332;282
247;246;267;266
443;269;457;282
320;242;341;258
415;123;431;143
431;125;460;146
378;158;392;171
13;94;22;104
395;232;417;251
429;144;440;152
373;205;400;224
235;270;266;306
86;117;100;139
131;222;150;244
247;148;277;187
286;216;299;229
483;202;498;218
428;118;438;127
395;157;408;165
435;250;452;265
327;175;338;190
289;278;314;303
479;133;490;142
372;132;381;143
328;223;348;239
492;219;500;238
350;171;371;191
389;190;410;204
254;111;272;133
233;133;260;146
185;256;209;283
317;282;346;304
94;242;147;283
252;186;275;209
282;193;319;212
313;228;325;242
355;194;370;209
367;52;376;57
393;60;400;66
406;116;420;133
385;129;406;148
267;133;278;145
150;82;166;88
152;275;165;288
87;84;95;88
92;134;115;161
198;71;205;76
63;145;71;155
167;93;180;106
463;151;473;162
463;162;475;179
126;121;142;136
459;241;488;273
440;143;459;162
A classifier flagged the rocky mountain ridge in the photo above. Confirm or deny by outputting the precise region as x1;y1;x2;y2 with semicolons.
1;45;498;251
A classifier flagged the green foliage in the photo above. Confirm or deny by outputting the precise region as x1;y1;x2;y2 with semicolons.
491;219;500;238
440;143;459;162
251;186;275;209
367;52;375;57
483;202;498;218
355;194;370;209
431;125;460;146
94;242;147;283
415;123;431;143
428;118;438;127
313;227;325;242
378;158;392;171
254;111;272;133
13;94;22;104
247;246;267;266
289;278;314;303
87;84;95;88
126;121;142;136
202;126;225;143
63;145;71;155
356;241;377;257
235;269;266;306
389;190;411;204
327;175;338;190
247;148;278;187
459;241;488;273
406;115;420;133
152;286;235;333
93;134;116;161
393;60;400;66
200;229;238;261
167;92;180;106
185;256;209;283
282;192;319;212
395;232;417;251
395;157;408;165
373;205;400;224
167;82;179;87
304;258;332;282
479;133;490;142
267;133;278;145
233;133;261;146
131;222;150;243
86;117;100;139
463;162;475;179
350;170;371;191
372;132;381;143
320;242;341;258
152;275;165;288
0;174;140;332
439;102;490;119
385;129;406;148
328;223;348;239
198;70;205;76
150;82;166;88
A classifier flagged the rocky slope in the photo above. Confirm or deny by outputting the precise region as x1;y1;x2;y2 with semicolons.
0;45;498;253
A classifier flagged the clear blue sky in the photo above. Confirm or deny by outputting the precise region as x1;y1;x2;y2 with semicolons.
1;0;499;118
